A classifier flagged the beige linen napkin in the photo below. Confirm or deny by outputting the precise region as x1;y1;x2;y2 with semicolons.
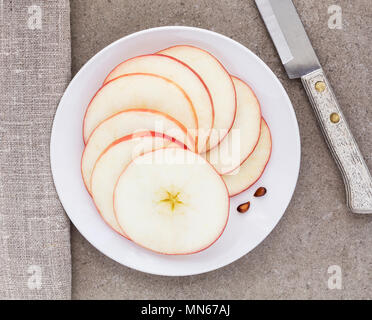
0;0;71;299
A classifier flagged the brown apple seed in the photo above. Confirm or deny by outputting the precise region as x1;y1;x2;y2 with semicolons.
237;201;250;213
254;187;267;197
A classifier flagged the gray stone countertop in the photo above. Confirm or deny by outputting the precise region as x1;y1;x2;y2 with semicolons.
70;0;372;299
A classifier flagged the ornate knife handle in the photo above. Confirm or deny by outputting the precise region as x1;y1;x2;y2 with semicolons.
301;68;372;214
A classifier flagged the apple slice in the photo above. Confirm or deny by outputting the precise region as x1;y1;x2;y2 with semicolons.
83;73;198;147
222;119;272;197
158;45;236;150
91;132;183;236
81;109;192;193
104;54;214;153
114;148;229;254
205;76;261;175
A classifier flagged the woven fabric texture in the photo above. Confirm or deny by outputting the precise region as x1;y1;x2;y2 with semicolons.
0;0;71;299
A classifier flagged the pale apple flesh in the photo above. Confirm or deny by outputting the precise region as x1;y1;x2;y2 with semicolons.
158;45;237;151
81;109;192;193
91;133;182;237
205;76;261;175
104;54;214;153
222;119;272;197
83;73;198;148
114;148;230;254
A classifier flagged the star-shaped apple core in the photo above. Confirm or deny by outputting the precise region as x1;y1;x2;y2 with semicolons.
160;191;183;211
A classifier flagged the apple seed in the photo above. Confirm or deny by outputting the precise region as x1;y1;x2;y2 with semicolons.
237;201;250;213
254;187;267;197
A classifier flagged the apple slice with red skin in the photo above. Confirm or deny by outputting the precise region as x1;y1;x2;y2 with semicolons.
158;45;237;151
83;73;198;149
114;148;230;254
205;76;262;175
91;132;185;237
104;54;214;153
81;109;192;194
222;119;272;197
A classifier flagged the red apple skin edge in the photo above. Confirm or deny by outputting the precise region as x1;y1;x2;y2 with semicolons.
103;53;215;145
90;132;188;240
82;72;199;151
221;75;263;175
112;147;230;255
229;118;272;198
80;108;194;196
156;44;237;153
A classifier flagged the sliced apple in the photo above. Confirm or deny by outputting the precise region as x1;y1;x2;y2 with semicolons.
222;119;272;197
205;76;261;174
114;148;229;254
158;45;236;150
104;54;213;152
83;73;198;147
91;132;183;236
81;109;192;193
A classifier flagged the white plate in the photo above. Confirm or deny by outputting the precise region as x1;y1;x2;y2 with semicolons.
51;26;300;276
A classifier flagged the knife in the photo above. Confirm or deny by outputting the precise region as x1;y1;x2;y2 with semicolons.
255;0;372;214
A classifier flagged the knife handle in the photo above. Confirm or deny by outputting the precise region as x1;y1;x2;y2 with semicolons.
301;68;372;214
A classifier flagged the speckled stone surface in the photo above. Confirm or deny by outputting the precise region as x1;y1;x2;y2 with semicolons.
70;0;371;299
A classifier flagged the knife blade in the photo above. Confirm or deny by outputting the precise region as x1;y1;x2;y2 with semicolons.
255;0;372;214
255;0;321;78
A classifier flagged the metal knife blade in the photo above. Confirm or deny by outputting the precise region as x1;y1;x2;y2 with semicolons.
255;0;321;79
